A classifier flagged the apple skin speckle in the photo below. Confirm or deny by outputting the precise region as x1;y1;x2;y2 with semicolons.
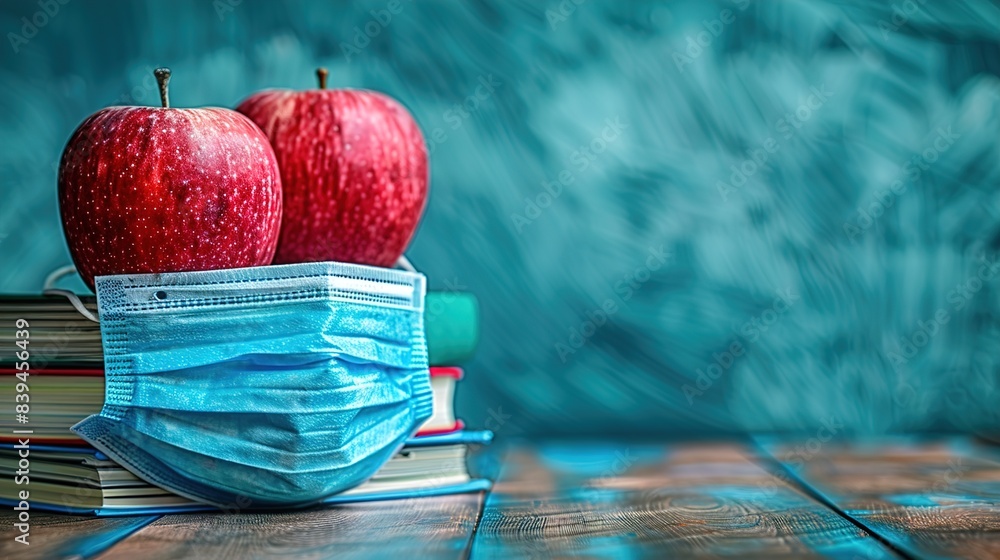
58;106;283;290
236;88;428;268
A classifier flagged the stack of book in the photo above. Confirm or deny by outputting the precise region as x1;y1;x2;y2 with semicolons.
0;290;485;515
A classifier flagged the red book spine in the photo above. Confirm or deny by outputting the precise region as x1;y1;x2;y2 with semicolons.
429;366;463;379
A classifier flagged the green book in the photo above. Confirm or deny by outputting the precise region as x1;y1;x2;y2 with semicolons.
425;292;479;366
0;291;479;367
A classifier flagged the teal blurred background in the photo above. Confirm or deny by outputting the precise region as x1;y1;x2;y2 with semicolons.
2;0;1000;437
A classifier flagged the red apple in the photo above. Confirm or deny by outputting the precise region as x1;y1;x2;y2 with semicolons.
59;68;283;290
236;68;428;267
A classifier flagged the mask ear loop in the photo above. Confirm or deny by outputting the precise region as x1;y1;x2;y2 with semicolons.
42;265;100;323
395;255;417;273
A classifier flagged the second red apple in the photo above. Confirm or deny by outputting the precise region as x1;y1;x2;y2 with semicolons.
237;69;428;268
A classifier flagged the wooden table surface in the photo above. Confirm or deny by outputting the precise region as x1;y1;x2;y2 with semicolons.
3;437;999;559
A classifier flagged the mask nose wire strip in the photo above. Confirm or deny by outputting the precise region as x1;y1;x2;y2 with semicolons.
43;259;418;324
42;265;100;323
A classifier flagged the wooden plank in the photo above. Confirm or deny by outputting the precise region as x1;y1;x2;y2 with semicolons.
471;443;898;558
0;512;157;560
761;437;1000;560
96;492;485;560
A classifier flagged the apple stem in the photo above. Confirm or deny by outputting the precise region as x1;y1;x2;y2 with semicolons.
317;67;329;90
154;67;171;108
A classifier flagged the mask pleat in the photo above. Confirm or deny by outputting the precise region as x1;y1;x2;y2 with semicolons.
110;360;419;413
123;402;415;471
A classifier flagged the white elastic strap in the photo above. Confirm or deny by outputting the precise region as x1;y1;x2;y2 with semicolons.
395;255;417;273
42;265;100;323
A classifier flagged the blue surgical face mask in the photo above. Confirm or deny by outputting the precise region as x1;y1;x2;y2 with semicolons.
70;261;433;509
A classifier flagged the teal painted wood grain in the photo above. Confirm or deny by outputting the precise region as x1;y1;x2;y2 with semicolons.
94;493;484;560
760;437;1000;560
0;512;159;560
472;443;898;558
6;441;998;558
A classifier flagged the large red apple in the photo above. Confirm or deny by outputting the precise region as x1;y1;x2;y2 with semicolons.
236;68;428;267
59;68;283;290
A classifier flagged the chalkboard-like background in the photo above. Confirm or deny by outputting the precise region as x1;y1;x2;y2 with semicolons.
1;0;999;437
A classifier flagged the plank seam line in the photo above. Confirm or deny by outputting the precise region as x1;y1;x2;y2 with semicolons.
464;489;489;560
750;444;916;560
467;444;509;560
79;514;163;560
